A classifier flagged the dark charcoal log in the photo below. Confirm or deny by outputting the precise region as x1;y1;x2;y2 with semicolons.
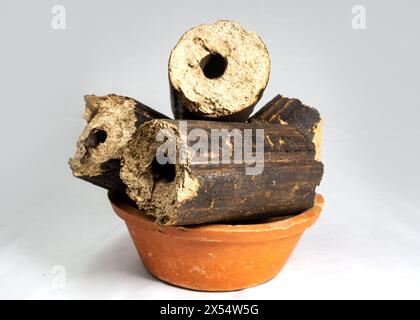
249;95;323;161
169;20;270;121
69;94;168;191
120;119;323;226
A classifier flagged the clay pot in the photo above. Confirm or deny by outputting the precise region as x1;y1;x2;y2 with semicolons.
109;192;324;292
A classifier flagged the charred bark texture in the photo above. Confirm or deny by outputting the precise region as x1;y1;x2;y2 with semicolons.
250;95;323;160
120;119;324;226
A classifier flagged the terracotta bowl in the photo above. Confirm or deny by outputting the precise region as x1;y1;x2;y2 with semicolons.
109;192;324;292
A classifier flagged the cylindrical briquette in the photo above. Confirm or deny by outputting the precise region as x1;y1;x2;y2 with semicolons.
69;94;168;191
249;95;323;161
169;20;270;121
120;119;324;226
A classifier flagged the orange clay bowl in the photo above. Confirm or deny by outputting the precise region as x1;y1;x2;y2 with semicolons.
109;192;324;292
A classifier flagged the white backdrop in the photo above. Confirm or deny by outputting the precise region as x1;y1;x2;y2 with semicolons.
0;0;419;299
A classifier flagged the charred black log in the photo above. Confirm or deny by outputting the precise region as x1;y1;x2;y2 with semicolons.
120;119;323;225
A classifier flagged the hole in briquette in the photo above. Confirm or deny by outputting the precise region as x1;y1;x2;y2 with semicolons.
200;53;227;79
84;129;107;148
151;156;176;183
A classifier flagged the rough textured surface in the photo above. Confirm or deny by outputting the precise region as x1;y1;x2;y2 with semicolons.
69;94;168;191
169;20;270;121
120;120;200;225
250;95;323;161
120;119;323;226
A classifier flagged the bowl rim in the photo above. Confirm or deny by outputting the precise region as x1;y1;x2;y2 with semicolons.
109;192;324;242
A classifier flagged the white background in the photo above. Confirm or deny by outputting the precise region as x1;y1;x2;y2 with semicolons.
0;0;419;299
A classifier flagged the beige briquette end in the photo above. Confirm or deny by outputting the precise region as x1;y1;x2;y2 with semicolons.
120;119;200;225
169;20;270;119
69;94;138;178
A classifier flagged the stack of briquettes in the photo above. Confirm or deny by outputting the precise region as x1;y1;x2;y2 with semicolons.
69;20;324;226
